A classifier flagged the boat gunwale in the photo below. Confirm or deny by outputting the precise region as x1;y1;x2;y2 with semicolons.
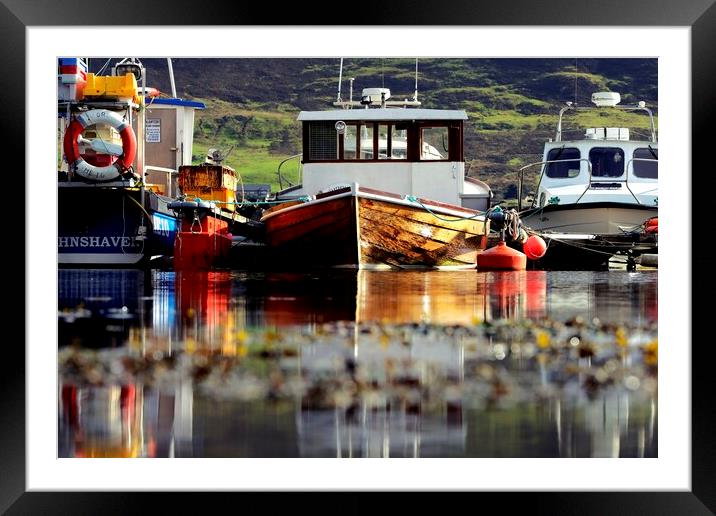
519;200;658;218
261;185;486;223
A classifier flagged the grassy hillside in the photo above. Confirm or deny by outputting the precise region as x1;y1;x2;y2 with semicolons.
90;58;657;201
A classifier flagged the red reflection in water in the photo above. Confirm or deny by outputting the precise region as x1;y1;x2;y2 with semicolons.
177;271;233;350
61;383;147;458
482;271;547;321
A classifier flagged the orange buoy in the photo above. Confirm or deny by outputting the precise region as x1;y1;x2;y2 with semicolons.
523;235;547;260
477;241;527;270
645;217;658;234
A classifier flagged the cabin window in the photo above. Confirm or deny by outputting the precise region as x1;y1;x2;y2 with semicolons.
420;126;449;160
343;124;358;160
343;123;373;160
545;147;581;178
633;147;658;179
342;122;408;161
590;147;624;178
377;123;408;160
359;124;374;159
378;124;390;159
307;122;338;160
304;120;460;162
391;124;408;159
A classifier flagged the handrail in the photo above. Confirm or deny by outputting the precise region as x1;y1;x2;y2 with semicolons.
517;158;592;211
277;153;303;190
555;104;657;143
625;157;658;178
622;156;658;206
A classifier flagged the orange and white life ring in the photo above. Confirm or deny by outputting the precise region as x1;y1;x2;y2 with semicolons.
63;109;137;181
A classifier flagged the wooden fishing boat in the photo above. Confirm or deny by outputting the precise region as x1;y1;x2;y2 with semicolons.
262;184;487;269
261;73;493;269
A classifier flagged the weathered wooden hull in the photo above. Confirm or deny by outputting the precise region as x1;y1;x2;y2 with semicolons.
357;195;487;268
261;186;488;269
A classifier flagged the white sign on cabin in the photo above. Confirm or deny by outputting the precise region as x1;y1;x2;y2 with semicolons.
145;118;161;143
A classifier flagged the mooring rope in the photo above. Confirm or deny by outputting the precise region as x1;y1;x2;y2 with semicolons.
186;195;312;207
405;195;486;222
530;232;630;262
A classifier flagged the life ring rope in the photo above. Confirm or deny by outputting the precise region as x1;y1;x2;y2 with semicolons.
63;109;137;181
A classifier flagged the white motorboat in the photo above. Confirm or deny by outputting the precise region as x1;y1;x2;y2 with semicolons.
516;91;658;269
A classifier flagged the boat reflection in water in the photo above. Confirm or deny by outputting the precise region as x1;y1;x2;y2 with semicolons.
58;269;657;458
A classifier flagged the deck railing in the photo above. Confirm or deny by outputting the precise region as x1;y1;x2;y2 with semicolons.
517;158;592;211
277;153;303;190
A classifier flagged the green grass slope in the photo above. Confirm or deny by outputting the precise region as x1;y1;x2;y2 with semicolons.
90;58;657;201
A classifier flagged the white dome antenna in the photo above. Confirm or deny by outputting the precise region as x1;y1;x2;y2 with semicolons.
591;91;621;107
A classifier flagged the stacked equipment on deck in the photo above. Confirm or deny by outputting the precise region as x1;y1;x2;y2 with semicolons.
58;58;88;101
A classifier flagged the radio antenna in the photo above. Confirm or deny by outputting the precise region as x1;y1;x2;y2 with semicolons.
574;57;578;105
167;58;177;98
413;58;419;102
337;58;343;103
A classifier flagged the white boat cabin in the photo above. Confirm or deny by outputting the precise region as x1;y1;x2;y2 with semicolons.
281;101;491;211
525;92;658;209
534;135;658;207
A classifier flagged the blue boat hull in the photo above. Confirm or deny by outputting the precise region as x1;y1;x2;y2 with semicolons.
58;186;178;266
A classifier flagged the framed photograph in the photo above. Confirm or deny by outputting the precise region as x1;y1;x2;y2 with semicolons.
8;0;712;512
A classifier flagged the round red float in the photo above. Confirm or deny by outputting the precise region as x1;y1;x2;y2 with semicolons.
523;235;547;260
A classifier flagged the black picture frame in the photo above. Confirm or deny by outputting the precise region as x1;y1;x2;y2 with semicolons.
6;0;713;513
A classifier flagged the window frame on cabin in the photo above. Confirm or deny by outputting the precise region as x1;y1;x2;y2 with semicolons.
632;147;658;179
302;120;463;163
589;147;626;179
545;147;582;179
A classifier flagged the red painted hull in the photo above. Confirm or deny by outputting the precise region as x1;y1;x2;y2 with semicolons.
174;214;232;269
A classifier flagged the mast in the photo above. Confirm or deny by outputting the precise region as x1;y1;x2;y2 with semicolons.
167;58;177;98
413;58;419;103
337;58;344;103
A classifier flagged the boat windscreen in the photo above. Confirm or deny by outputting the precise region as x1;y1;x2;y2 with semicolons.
589;147;625;178
545;148;581;178
633;147;658;179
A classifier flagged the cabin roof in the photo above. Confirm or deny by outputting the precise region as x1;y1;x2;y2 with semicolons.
546;139;658;147
146;97;205;109
297;109;468;122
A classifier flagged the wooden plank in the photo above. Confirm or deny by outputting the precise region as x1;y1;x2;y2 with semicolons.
359;197;485;235
360;236;476;267
357;196;485;267
359;199;484;243
265;197;351;233
358;214;482;267
360;208;462;247
362;198;484;234
263;196;359;266
360;205;470;243
261;200;303;217
269;210;354;247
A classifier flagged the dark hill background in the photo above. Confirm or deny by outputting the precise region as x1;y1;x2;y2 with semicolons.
88;58;657;201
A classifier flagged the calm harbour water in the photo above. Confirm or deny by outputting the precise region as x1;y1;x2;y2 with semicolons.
58;269;657;458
